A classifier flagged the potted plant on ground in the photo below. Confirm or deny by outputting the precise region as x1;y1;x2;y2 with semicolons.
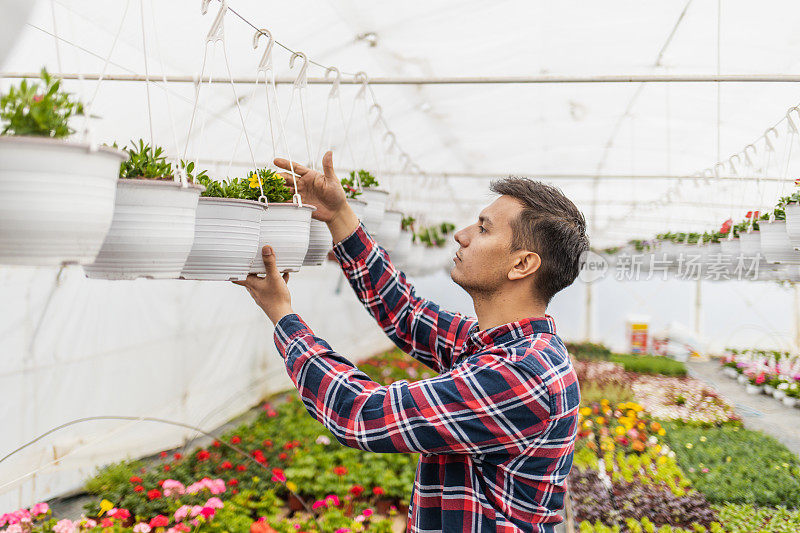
782;381;799;407
83;140;204;279
341;169;389;233
248;169;314;274
0;69;127;266
179;173;264;280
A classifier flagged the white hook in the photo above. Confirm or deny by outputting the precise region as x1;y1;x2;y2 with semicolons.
253;28;274;73
369;103;383;122
702;168;714;184
399;152;412;171
289;52;309;89
743;144;758;167
787;106;800;134
202;0;226;43
384;131;397;151
713;162;726;179
765;127;780;152
728;154;741;176
325;66;341;98
354;71;369;99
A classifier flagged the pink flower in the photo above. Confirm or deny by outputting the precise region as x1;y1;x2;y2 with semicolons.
362;508;373;518
702;468;710;473
53;519;76;533
205;497;224;510
5;525;23;533
335;528;351;533
271;468;286;483
82;519;97;528
174;505;191;522
133;523;151;533
30;503;49;516
162;479;186;497
109;508;131;521
200;506;216;519
325;494;340;507
312;500;327;510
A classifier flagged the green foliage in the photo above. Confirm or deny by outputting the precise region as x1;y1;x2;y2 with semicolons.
84;459;145;506
0;68;84;138
196;168;291;202
341;169;380;199
660;421;800;507
118;140;174;180
401;215;416;231
249;168;293;203
415;225;449;248
580;380;634;405
439;222;456;235
566;341;613;361
713;503;800;532
610;354;687;377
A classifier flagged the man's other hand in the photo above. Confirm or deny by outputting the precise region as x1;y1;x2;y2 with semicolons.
233;245;293;325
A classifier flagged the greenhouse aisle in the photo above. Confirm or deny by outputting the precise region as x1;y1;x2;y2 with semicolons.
687;361;800;458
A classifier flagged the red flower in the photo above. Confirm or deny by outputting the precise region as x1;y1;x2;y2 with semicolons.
197;450;210;461
212;440;221;448
173;453;182;461
221;461;233;470
33;95;43;103
228;479;239;486
349;484;364;496
133;485;144;492
746;210;760;219
236;464;247;472
160;451;168;458
263;439;273;448
283;442;293;450
231;436;241;444
279;453;288;461
149;515;169;528
163;465;171;472
147;489;162;500
101;518;114;528
232;489;239;495
158;479;165;487
719;218;732;235
372;486;385;496
333;466;348;476
266;409;277;417
129;476;142;483
110;508;131;520
200;507;215;519
271;468;286;483
256;456;267;464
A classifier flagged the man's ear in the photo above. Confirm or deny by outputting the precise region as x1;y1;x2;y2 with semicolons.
508;251;541;281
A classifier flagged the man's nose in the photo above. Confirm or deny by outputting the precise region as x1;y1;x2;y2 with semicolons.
454;227;468;247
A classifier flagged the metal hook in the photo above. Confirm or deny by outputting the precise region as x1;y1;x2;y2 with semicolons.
253;28;274;73
354;71;369;99
325;66;341;98
202;0;226;43
289;52;309;89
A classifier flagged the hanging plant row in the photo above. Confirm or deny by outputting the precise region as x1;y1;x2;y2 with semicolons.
0;70;435;280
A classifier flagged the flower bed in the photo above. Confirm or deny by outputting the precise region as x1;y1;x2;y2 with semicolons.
631;377;739;425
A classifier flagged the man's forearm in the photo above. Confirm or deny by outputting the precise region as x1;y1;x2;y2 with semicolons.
326;203;360;244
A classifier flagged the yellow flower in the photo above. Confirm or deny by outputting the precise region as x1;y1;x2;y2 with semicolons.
700;436;707;442
726;456;732;462
583;420;593;428
596;417;606;425
615;426;625;435
783;463;790;468
685;443;693;449
601;399;610;405
658;456;668;464
658;429;666;436
627;410;636;419
286;481;298;492
580;407;591;416
99;499;114;516
252;476;261;483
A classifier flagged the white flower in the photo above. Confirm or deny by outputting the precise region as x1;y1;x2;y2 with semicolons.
315;435;331;446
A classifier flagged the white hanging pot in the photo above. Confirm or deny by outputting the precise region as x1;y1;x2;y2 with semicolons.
390;229;414;266
84;179;202;279
180;198;263;281
759;220;800;264
347;198;367;221
302;218;332;267
738;231;761;258
737;374;748;385
250;203;314;274
359;189;390;234
719;238;741;267
764;384;775;395
746;384;763;395
783;396;797;408
775;389;787;400
0;137;126;266
376;210;403;251
785;203;800;250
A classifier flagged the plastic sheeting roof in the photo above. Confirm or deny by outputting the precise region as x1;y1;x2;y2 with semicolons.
5;0;800;246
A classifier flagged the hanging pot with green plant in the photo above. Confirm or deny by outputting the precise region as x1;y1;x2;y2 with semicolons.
83;140;204;279
388;215;416;267
376;209;403;251
179;174;264;281
247;169;314;274
0;69;127;266
341;169;389;233
783;188;800;250
758;199;800;265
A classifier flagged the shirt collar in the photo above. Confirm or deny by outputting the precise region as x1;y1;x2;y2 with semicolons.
465;315;557;351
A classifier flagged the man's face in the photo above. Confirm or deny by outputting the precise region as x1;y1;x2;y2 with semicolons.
450;195;524;295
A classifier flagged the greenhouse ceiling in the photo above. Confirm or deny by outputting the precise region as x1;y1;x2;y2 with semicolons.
4;0;800;247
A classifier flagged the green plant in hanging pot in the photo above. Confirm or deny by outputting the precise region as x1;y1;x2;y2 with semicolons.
785;188;800;248
340;169;380;199
0;68;127;267
401;215;416;232
247;167;315;274
83;139;204;280
342;168;390;232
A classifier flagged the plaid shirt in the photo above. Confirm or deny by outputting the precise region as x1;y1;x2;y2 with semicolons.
274;223;580;532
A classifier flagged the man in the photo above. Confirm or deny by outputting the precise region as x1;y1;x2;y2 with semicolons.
237;151;587;532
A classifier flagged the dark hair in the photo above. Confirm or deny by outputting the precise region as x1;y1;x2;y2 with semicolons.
490;178;589;304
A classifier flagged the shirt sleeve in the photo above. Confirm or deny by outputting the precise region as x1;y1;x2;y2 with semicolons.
333;223;475;374
274;314;552;455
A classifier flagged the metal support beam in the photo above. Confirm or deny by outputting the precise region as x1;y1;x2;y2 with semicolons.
5;72;800;85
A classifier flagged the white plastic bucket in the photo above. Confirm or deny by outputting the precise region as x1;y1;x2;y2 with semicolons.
719;238;740;266
347;198;367;221
738;231;761;258
390;230;414;266
302;218;332;266
84;180;202;279
759;221;800;264
180;197;263;281
785;203;800;250
250;203;314;274
376;210;403;251
359;189;390;234
0;137;126;266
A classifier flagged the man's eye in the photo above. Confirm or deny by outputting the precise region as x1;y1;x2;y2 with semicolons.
478;225;486;233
